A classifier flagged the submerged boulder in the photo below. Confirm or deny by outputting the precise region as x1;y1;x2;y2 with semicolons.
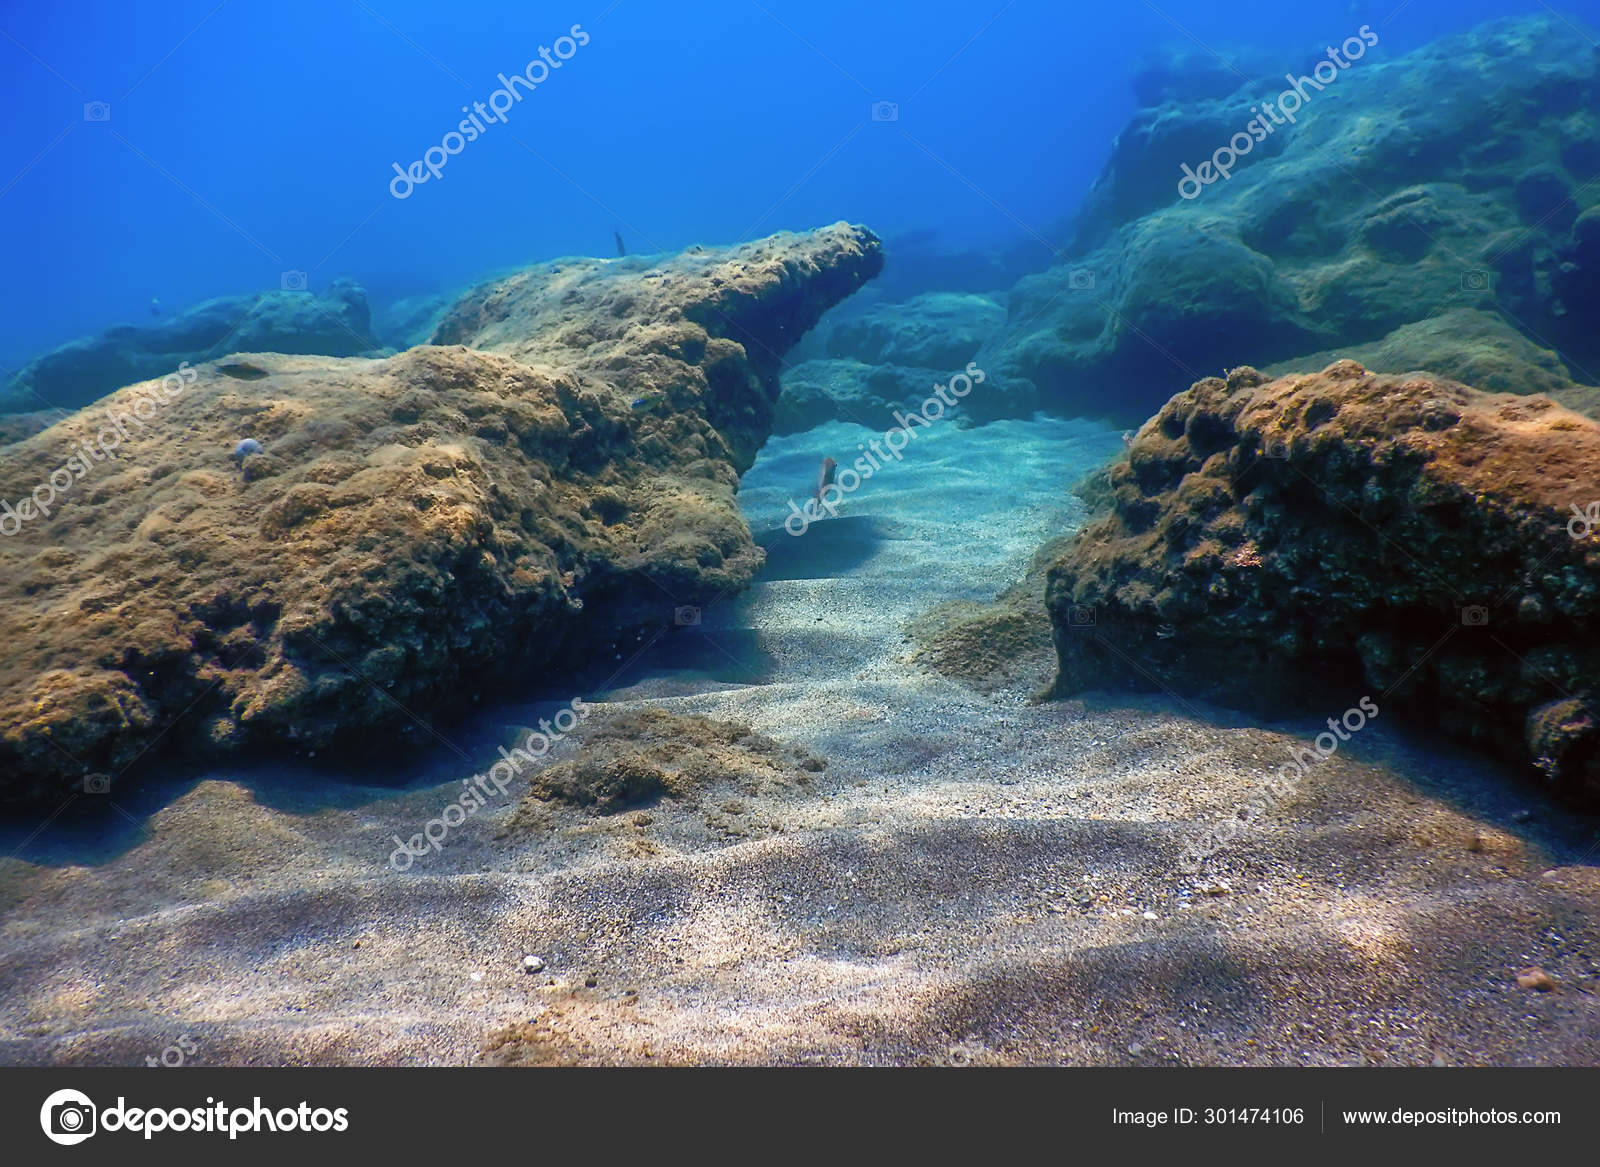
1047;361;1600;805
0;224;882;806
1262;308;1599;405
985;14;1600;424
0;409;69;448
773;356;1035;434
774;358;917;434
2;280;378;414
824;291;1004;370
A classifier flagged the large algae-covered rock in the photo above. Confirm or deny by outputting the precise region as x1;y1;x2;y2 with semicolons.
824;292;1004;370
1047;361;1600;804
1;281;378;414
1262;308;1597;403
985;14;1600;423
0;409;69;448
772;356;1036;434
0;224;882;806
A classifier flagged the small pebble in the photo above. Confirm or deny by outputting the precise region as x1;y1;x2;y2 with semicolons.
469;971;483;983
1142;910;1159;920
1515;966;1556;991
522;955;545;974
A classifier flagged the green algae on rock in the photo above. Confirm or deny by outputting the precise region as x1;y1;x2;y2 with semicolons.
1262;308;1599;404
1;280;379;414
982;14;1600;424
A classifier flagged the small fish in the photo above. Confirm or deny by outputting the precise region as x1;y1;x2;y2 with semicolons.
814;456;838;502
614;229;626;257
149;297;162;317
630;391;666;410
1155;623;1177;639
1121;430;1134;449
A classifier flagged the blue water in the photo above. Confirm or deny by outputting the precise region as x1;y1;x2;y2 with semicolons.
2;0;1591;369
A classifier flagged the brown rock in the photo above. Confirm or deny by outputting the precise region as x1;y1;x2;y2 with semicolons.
1047;363;1600;805
1515;966;1557;991
0;224;881;806
510;706;824;820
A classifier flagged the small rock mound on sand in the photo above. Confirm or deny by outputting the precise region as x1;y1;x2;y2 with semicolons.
0;224;881;806
910;536;1074;695
511;706;826;818
1047;361;1600;804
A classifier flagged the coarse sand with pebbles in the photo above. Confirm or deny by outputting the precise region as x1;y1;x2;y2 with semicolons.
2;414;1598;1066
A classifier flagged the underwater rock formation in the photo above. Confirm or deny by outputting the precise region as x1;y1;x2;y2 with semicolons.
1262;308;1597;404
824;291;1004;371
986;14;1600;424
1;280;377;414
0;224;881;806
867;226;1059;303
371;290;460;351
774;358;920;434
772;356;1036;434
1552;205;1600;349
0;409;69;448
774;291;1034;432
1047;361;1600;806
508;706;824;820
1078;42;1324;245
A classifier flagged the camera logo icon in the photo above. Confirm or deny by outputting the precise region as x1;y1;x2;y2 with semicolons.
871;101;899;122
41;1089;97;1145
1461;605;1489;626
82;101;111;122
1460;270;1492;292
280;270;308;292
1068;268;1096;291
1068;604;1096;627
82;773;111;794
1264;438;1291;460
674;606;701;627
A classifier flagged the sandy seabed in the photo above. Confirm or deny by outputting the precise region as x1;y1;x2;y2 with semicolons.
2;414;1597;1066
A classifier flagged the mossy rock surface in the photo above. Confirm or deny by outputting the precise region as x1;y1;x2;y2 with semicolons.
516;707;827;818
0;225;881;806
983;14;1600;423
1047;361;1600;805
